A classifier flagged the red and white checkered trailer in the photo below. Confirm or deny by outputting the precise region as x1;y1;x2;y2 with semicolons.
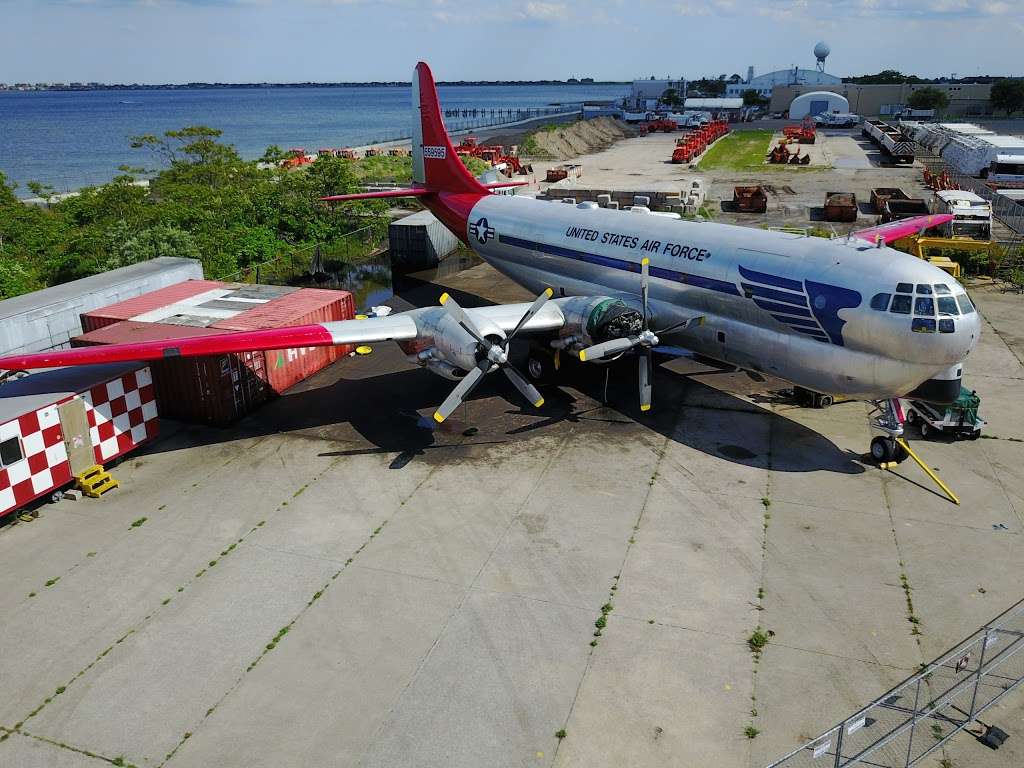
0;363;159;519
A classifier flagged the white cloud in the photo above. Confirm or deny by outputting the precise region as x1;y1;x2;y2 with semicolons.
519;1;568;22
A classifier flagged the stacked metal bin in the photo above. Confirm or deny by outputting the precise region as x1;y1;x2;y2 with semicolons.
388;211;461;270
72;281;355;425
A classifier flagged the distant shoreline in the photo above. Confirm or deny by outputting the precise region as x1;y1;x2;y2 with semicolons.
0;81;630;93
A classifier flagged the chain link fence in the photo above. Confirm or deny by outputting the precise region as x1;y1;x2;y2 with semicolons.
916;145;1024;287
766;598;1024;768
216;223;388;285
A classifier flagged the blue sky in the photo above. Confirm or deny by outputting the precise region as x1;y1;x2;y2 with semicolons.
1;0;1020;83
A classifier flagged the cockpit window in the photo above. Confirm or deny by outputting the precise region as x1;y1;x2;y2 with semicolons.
934;284;952;295
956;294;975;315
890;295;912;315
912;318;937;333
937;297;959;316
939;319;955;333
914;297;935;316
916;284;933;295
896;283;913;293
870;293;891;311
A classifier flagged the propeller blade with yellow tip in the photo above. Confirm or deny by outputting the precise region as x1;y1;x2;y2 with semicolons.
508;287;554;340
433;361;487;424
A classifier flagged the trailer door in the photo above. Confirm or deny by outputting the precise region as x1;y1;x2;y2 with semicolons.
58;399;95;474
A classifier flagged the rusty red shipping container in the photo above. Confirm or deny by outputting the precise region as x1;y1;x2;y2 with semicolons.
209;287;356;394
75;284;355;425
72;322;270;426
80;280;227;332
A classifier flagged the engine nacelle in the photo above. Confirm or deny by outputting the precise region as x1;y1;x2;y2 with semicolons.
552;296;642;351
400;306;506;379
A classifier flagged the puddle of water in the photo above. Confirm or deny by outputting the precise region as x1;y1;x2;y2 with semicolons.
289;249;482;312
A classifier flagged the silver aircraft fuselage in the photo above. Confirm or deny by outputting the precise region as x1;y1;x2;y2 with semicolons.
460;194;980;399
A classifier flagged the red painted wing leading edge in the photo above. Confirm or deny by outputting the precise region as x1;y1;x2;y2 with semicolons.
850;214;954;246
0;325;338;372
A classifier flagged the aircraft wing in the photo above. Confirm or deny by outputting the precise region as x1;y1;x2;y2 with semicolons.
0;300;569;372
849;213;954;246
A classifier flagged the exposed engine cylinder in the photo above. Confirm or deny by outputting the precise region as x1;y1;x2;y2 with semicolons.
555;296;642;349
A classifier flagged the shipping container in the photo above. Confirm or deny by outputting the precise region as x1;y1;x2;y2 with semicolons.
72;323;270;426
0;257;203;357
76;283;356;425
389;210;461;269
210;287;356;394
0;363;159;519
80;279;227;332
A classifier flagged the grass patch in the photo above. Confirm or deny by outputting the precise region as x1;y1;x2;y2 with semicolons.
555;729;567;739
748;627;771;653
45;577;59;587
130;517;147;528
698;131;774;171
744;725;761;739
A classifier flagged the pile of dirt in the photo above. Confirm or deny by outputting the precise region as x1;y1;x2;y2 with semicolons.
525;118;636;160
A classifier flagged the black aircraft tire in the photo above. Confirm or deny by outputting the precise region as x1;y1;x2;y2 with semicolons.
871;436;896;463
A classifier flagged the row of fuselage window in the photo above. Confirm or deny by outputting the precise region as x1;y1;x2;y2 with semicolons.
869;283;974;334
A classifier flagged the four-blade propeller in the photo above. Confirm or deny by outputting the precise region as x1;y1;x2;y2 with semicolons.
576;257;703;413
432;289;552;423
433;258;703;421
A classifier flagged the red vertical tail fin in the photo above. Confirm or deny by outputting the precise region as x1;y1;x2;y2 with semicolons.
412;62;488;195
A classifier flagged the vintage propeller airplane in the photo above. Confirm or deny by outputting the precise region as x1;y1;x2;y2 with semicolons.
0;62;978;465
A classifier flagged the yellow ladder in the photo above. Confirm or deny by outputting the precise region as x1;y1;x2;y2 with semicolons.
75;465;119;498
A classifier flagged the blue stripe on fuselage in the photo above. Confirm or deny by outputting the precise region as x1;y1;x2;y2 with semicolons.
497;234;740;296
738;265;803;292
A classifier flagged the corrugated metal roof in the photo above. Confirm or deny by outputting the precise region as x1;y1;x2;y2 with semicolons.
211;288;352;331
983;135;1024;149
84;280;226;323
0;363;145;422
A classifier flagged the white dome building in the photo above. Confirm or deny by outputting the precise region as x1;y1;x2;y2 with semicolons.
788;90;850;119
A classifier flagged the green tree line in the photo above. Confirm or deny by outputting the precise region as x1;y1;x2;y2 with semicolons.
0;127;426;299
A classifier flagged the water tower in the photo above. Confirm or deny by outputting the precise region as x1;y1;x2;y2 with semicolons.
814;41;830;73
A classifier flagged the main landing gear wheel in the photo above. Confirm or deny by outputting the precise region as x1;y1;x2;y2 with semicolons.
871;436;908;464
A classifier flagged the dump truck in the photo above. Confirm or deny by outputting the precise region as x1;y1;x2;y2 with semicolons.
824;192;857;222
862;119;915;164
930;190;993;240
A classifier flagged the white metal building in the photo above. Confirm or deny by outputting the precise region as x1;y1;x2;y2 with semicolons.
788;91;851;119
725;67;841;99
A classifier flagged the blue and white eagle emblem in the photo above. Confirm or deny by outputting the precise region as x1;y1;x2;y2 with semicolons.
469;217;495;245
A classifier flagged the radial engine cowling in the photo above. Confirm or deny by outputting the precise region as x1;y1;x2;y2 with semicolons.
401;306;507;380
550;296;642;352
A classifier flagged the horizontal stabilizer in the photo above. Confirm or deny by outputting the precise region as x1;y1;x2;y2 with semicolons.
485;181;529;190
850;214;954;246
321;187;429;201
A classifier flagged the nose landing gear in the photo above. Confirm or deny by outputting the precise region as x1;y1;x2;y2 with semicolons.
868;397;961;505
870;435;908;464
869;399;910;464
